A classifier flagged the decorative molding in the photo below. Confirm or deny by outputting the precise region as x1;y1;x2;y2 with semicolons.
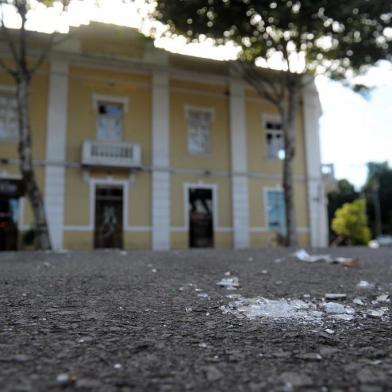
0;84;16;93
303;82;328;247
261;113;281;127
88;178;129;231
92;93;129;112
0;158;310;181
249;226;309;233
182;182;218;232
63;225;151;233
152;70;170;250
44;58;69;250
229;79;250;249
184;104;215;120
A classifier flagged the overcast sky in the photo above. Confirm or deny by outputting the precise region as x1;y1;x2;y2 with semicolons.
3;0;392;189
317;62;392;188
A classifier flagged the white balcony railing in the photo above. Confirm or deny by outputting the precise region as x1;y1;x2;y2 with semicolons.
82;140;142;169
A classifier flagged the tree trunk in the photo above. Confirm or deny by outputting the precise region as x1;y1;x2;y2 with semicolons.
16;74;51;250
282;82;300;247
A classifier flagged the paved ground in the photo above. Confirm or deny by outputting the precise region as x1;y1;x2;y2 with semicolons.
1;248;392;392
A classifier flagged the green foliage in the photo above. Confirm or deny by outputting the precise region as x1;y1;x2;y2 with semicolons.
363;161;392;235
366;161;389;182
327;179;359;241
331;199;371;245
154;0;392;77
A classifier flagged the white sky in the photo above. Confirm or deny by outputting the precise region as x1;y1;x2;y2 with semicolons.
3;0;392;189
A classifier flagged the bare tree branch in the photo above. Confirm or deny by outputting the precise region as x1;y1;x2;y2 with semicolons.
29;33;70;75
0;56;17;76
234;60;283;106
0;5;20;66
16;0;28;74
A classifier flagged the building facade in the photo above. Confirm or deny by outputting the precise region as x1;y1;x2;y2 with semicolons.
0;23;328;251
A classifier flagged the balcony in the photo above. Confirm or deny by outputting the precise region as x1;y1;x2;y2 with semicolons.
82;140;142;169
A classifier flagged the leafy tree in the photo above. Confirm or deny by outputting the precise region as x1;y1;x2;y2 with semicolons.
327;179;359;242
0;0;70;249
331;199;371;245
363;161;392;236
153;0;392;246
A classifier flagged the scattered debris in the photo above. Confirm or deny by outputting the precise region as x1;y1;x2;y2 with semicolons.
221;297;323;322
221;293;387;324
295;249;330;263
323;302;355;315
217;277;239;290
294;249;359;267
224;271;232;276
332;314;355;321
226;294;242;300
56;373;75;387
330;257;359;268
197;293;209;299
356;280;376;290
296;353;322;361
353;297;366;306
376;294;390;303
325;293;347;300
367;309;387;318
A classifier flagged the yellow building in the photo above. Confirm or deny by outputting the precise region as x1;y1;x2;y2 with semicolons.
0;23;328;251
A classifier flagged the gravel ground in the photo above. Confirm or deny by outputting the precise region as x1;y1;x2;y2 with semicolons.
1;247;392;392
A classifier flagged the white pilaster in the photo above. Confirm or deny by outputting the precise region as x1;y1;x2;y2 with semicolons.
152;70;170;250
303;81;328;247
229;79;250;249
44;58;69;250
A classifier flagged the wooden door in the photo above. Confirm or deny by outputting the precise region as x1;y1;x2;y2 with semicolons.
94;186;124;249
189;188;214;248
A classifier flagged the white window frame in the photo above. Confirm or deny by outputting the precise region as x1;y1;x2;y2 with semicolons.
93;94;129;142
0;85;18;142
183;182;218;232
185;105;214;156
262;113;284;161
263;186;286;234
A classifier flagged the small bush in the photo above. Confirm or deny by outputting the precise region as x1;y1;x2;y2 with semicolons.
331;199;371;245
